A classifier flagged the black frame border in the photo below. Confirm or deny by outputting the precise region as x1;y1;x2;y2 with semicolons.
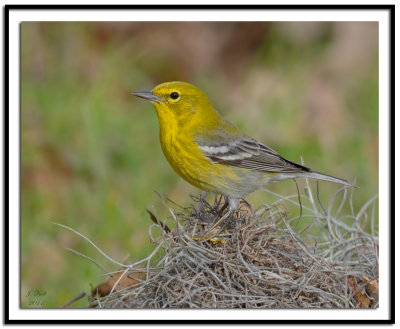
4;4;395;325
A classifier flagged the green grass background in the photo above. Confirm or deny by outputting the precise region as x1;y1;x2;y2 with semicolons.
21;22;378;308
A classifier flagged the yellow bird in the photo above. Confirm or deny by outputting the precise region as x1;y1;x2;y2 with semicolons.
133;81;353;220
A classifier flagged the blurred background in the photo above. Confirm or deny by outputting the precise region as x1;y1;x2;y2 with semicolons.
21;21;378;308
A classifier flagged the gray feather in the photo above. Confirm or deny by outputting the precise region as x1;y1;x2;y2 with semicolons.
195;127;353;187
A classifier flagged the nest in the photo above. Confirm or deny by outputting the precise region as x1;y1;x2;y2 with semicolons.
88;187;379;309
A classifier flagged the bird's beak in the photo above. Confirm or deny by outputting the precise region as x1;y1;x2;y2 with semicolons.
132;90;163;103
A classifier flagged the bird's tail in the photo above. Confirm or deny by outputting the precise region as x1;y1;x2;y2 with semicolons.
298;170;357;187
270;170;357;187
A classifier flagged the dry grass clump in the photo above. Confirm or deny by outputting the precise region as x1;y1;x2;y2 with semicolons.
86;185;378;309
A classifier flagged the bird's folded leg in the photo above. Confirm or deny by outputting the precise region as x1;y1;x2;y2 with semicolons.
194;209;232;241
216;197;229;218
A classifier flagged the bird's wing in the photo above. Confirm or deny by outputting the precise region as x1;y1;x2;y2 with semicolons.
195;129;310;174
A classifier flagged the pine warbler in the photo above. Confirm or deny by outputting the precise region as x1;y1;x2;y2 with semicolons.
133;81;353;213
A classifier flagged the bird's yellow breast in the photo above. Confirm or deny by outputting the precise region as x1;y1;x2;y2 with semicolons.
155;105;242;194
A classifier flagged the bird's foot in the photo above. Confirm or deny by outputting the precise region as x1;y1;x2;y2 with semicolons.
191;198;251;242
193;208;232;241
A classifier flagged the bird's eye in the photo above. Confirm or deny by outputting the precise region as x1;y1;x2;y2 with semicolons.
170;92;180;100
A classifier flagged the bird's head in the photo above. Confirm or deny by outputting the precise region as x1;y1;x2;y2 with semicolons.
133;81;219;125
